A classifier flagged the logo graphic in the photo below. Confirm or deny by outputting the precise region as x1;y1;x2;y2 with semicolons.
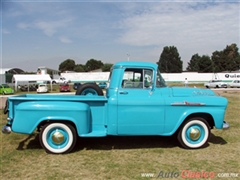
225;74;240;78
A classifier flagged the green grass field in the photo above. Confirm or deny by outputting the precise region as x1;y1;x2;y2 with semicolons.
1;91;240;180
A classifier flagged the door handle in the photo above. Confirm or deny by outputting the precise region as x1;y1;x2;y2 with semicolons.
119;91;128;95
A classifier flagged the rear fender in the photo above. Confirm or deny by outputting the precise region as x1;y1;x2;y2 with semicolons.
11;101;91;135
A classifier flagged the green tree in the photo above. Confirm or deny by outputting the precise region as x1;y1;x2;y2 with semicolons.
59;59;76;72
212;43;240;72
74;64;85;72
102;63;113;72
186;54;201;72
211;50;223;72
85;59;104;72
158;46;183;73
198;55;213;72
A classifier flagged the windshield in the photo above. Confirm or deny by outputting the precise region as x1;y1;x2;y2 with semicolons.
107;71;112;83
156;69;166;88
106;70;112;89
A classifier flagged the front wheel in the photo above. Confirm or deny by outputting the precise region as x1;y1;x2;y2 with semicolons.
177;117;210;149
39;123;77;154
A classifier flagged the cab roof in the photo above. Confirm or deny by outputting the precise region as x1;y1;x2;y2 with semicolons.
113;61;158;70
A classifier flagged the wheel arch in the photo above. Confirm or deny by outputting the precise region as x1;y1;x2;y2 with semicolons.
37;119;77;133
173;112;214;136
36;115;90;136
184;113;214;129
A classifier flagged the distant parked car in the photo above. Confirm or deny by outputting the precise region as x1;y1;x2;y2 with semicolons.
204;80;227;88
51;77;70;84
59;83;70;92
228;80;240;88
73;82;81;90
37;84;48;93
98;82;107;89
19;84;37;92
0;84;14;95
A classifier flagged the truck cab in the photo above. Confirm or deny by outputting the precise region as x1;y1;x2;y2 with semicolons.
106;61;166;135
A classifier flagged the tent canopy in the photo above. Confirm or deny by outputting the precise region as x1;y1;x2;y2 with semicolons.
13;74;52;91
13;74;51;82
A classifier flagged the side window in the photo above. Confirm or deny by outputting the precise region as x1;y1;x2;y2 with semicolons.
156;69;166;88
122;68;141;88
121;68;153;89
143;69;153;88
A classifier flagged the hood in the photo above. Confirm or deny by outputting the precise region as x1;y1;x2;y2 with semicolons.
170;87;216;97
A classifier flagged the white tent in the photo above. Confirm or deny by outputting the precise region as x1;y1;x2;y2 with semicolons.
13;74;52;91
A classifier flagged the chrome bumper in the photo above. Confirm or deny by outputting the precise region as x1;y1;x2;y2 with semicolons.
2;125;11;134
223;121;230;130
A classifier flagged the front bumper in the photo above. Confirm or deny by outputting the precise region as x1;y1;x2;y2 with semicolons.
223;121;230;129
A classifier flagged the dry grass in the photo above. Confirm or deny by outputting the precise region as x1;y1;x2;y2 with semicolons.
1;91;240;180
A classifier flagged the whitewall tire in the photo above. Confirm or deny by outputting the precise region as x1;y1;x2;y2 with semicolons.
177;118;210;149
39;123;77;154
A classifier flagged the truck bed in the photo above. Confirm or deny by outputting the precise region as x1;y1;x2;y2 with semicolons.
6;94;108;136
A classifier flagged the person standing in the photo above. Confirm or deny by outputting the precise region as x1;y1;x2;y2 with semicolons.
184;78;188;87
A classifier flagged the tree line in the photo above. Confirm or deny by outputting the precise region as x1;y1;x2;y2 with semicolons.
58;43;240;73
58;59;113;73
158;43;240;73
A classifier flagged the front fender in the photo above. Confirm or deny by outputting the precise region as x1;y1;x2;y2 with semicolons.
11;101;90;135
164;107;226;135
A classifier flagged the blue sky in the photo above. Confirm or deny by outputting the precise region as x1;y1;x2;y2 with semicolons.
1;0;239;71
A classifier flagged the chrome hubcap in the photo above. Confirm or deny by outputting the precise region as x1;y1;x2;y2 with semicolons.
189;128;200;140
52;131;64;144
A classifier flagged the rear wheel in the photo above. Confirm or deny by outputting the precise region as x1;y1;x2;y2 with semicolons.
39;123;77;154
177;117;210;149
76;83;103;96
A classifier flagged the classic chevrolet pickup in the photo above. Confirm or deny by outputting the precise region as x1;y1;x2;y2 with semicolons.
2;61;229;154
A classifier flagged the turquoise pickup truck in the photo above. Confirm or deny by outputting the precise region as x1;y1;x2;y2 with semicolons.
2;61;229;154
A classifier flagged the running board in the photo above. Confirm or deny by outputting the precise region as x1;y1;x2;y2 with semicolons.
80;131;107;137
80;126;107;137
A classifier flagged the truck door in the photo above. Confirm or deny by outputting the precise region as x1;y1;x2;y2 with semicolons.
117;68;165;135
